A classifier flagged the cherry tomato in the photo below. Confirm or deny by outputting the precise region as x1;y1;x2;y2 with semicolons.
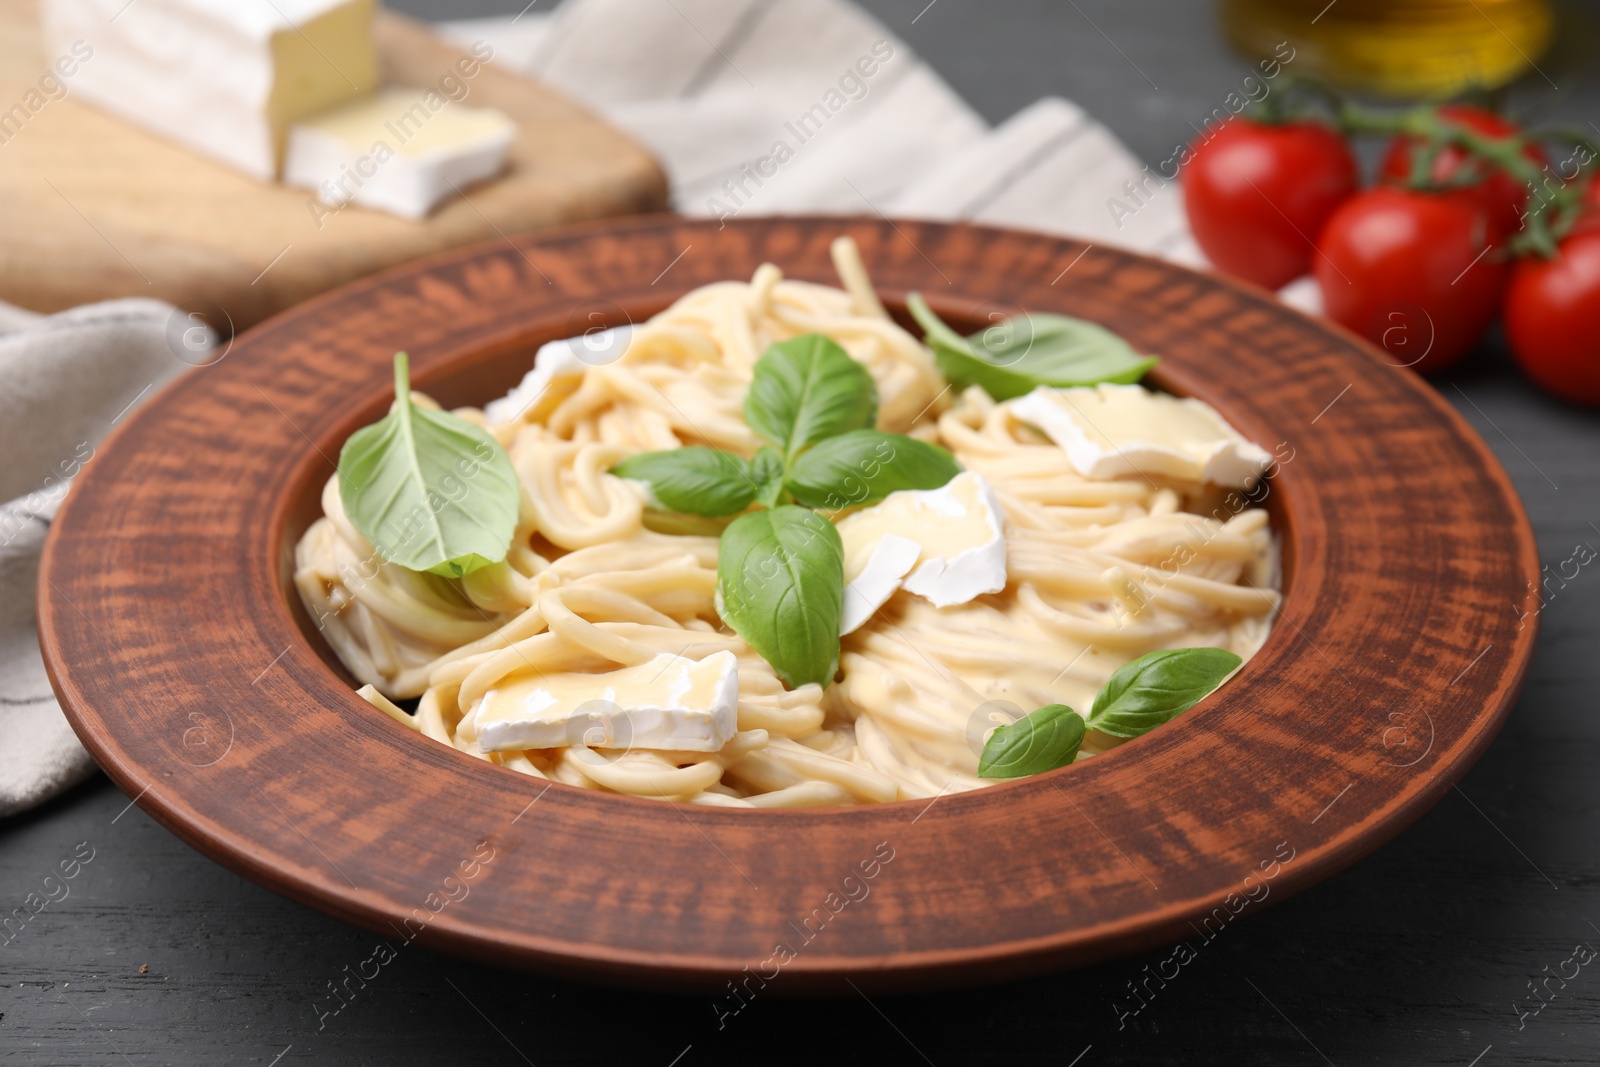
1379;104;1543;239
1313;187;1508;375
1183;117;1359;290
1505;231;1600;406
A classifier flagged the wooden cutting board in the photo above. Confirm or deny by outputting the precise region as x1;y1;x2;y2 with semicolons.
0;1;669;331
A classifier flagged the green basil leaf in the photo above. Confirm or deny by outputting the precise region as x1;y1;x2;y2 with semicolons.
978;704;1086;778
338;353;520;579
1087;647;1243;739
751;446;787;508
612;447;755;517
717;506;844;689
906;292;1158;401
785;429;961;510
744;334;878;461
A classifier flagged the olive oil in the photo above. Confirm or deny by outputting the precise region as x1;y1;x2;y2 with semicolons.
1222;0;1554;98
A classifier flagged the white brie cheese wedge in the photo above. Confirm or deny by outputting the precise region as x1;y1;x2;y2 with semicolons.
284;88;516;219
835;471;1007;634
476;650;738;754
43;0;378;180
1011;384;1271;489
838;534;921;637
483;326;634;426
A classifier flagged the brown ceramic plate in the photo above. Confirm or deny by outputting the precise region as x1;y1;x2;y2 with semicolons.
38;216;1539;993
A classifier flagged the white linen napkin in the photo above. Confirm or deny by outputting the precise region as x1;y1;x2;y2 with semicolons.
439;0;1325;311
440;0;1205;265
0;299;210;816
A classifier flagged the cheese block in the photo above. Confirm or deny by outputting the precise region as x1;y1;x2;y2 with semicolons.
835;471;1007;634
1011;384;1271;489
41;0;378;180
283;88;516;219
484;325;635;425
475;650;739;754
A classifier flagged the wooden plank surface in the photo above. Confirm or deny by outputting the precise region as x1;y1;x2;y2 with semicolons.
5;1;1600;1064
0;0;668;330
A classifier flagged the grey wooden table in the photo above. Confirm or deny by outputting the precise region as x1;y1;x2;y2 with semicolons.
6;2;1600;1063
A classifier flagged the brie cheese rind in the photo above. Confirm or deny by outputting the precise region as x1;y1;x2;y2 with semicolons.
483;326;635;426
43;0;379;180
1011;384;1271;489
838;534;921;637
476;650;739;754
835;471;1008;635
284;88;516;219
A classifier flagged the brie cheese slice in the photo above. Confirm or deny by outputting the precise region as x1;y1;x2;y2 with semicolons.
284;88;516;219
1011;384;1271;489
484;326;635;426
835;471;1007;634
43;0;379;180
838;534;921;637
476;650;739;754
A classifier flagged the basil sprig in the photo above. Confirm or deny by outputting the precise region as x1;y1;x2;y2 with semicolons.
338;352;520;578
1087;647;1243;737
750;446;786;507
611;333;960;689
906;292;1159;401
718;506;845;689
786;429;960;510
977;647;1243;778
978;704;1086;778
613;447;759;517
744;334;878;462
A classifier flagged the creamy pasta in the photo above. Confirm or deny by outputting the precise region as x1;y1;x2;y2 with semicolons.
294;238;1278;808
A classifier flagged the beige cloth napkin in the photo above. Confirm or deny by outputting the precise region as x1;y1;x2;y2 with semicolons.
0;298;210;815
443;0;1203;264
442;0;1323;311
